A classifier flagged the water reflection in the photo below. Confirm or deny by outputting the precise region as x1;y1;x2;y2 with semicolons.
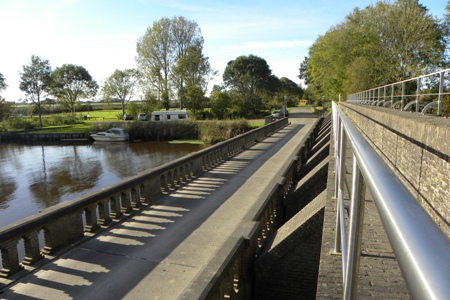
29;145;103;207
0;173;16;210
0;141;207;227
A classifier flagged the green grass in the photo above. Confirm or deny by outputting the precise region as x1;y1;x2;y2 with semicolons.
249;121;265;128
168;139;205;144
80;110;122;121
33;124;92;133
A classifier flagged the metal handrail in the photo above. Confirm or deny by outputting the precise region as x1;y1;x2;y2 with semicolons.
332;101;450;299
347;69;450;116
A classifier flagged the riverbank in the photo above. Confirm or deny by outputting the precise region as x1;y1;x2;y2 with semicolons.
1;119;260;144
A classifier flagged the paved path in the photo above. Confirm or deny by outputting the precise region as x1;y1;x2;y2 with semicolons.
1;108;317;300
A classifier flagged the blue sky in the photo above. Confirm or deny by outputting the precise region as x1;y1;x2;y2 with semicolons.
0;0;447;101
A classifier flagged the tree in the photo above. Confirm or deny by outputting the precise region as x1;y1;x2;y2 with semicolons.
0;72;7;92
223;55;273;116
0;74;12;121
48;64;98;114
279;77;304;106
171;16;208;108
19;55;52;128
136;16;213;110
0;97;14;121
136;17;172;109
303;0;446;100
173;45;217;110
101;69;141;115
442;2;450;66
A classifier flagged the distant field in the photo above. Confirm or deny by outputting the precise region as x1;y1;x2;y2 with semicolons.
81;110;122;121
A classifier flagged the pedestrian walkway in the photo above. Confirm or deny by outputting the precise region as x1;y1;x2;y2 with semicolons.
0;107;318;300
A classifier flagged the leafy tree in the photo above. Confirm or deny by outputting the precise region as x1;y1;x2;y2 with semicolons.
210;85;237;119
136;16;213;110
303;0;446;101
101;69;141;115
223;55;273;116
48;64;98;114
136;17;172;109
171;17;210;108
0;97;14;122
173;45;217;110
19;55;52;128
0;72;7;92
442;2;450;66
126;101;140;117
279;77;304;106
141;90;161;114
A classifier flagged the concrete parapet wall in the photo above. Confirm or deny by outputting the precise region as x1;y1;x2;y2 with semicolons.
339;102;450;236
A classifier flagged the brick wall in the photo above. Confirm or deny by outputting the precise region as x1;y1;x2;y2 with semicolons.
339;103;450;237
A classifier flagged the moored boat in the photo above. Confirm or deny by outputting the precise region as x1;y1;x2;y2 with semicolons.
90;128;129;142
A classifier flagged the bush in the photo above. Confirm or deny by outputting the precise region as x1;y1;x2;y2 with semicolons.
8;117;38;130
90;119;252;144
197;119;251;144
43;113;82;126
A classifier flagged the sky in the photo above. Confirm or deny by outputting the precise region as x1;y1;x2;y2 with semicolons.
0;0;447;102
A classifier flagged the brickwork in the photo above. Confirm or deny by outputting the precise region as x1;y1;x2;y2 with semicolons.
339;103;450;237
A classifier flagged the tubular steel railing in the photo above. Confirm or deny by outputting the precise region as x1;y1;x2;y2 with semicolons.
332;101;450;299
347;69;450;116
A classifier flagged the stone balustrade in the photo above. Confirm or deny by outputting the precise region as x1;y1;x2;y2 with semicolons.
0;118;289;278
182;118;323;299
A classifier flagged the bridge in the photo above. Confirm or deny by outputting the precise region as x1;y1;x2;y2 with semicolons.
1;87;450;298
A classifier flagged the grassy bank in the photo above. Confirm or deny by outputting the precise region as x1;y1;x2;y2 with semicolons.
5;119;256;144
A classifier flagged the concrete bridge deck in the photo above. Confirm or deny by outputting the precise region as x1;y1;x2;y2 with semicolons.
0;107;318;299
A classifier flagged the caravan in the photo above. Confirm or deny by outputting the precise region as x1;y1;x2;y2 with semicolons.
150;110;189;122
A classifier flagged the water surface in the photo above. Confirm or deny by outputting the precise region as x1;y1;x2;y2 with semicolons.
0;141;207;228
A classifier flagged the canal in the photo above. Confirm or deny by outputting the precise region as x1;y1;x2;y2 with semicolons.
0;141;208;228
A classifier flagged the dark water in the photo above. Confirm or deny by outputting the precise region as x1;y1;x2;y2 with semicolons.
0;141;208;228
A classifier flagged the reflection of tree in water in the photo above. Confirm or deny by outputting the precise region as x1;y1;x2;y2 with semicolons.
29;146;103;208
101;143;138;178
0;174;17;210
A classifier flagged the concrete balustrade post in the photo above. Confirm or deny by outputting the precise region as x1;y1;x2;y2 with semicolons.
84;204;99;233
143;175;161;199
166;171;174;190
0;238;23;277
22;230;44;265
110;194;123;219
42;213;84;255
131;187;141;208
232;256;241;294
98;198;112;225
173;169;180;187
121;191;132;213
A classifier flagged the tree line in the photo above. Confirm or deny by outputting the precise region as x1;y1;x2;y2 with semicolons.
0;16;303;126
300;0;450;108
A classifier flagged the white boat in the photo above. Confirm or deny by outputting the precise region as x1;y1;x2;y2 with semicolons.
90;128;129;142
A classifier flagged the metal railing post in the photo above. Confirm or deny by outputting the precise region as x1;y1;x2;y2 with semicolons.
391;84;394;107
438;71;444;116
401;81;405;110
334;114;347;254
344;156;366;299
416;77;421;113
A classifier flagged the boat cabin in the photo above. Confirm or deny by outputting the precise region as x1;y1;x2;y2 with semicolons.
150;110;189;122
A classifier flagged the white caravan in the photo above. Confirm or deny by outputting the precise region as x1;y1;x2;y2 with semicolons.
150;110;189;122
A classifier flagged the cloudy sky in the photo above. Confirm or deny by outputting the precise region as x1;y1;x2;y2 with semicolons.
0;0;447;101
